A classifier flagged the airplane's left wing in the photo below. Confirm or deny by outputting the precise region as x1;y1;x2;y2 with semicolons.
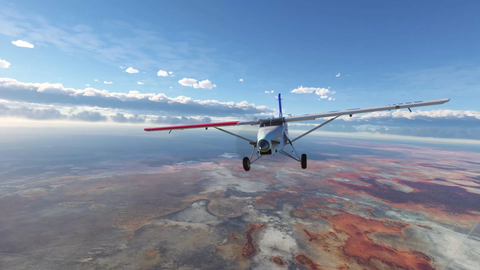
144;120;259;132
284;98;450;122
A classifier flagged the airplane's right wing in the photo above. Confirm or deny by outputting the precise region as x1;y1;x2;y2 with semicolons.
284;98;450;122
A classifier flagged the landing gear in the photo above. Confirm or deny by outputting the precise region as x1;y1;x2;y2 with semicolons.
301;154;307;169
243;157;251;171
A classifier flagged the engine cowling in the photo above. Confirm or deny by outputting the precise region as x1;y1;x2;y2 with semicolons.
257;139;270;153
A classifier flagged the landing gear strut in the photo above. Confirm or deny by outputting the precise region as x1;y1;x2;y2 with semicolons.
242;144;262;171
278;138;308;169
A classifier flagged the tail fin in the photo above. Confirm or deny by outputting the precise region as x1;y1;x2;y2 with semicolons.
278;93;283;118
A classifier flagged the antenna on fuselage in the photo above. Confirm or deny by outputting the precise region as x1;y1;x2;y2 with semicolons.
278;93;283;118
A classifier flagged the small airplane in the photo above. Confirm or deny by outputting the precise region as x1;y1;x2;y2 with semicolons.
145;94;449;171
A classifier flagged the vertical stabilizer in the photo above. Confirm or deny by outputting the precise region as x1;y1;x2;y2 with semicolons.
278;93;283;118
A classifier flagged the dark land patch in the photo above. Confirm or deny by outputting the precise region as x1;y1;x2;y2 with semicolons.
337;178;480;214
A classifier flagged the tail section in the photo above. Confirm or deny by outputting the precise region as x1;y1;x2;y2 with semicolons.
278;93;283;118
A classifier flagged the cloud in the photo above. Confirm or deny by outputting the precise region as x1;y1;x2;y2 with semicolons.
85;84;90;86
264;90;274;94
110;113;145;123
119;66;125;69
239;79;243;82
104;81;113;84
11;39;34;48
153;116;212;125
69;111;107;122
271;90;274;93
178;78;197;86
137;82;144;85
0;59;10;68
336;73;340;77
0;7;245;79
125;67;139;74
157;70;168;77
0;78;273;117
178;78;216;89
311;109;480;140
328;97;335;101
0;104;65;120
194;79;216;89
168;71;173;75
291;86;335;97
94;79;98;82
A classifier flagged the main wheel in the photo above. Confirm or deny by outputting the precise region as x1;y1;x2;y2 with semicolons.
243;157;251;171
301;154;307;169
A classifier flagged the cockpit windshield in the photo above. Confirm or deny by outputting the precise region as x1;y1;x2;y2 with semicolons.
259;117;283;127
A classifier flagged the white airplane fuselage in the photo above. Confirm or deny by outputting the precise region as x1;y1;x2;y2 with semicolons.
256;121;288;156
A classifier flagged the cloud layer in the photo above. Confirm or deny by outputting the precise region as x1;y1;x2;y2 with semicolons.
0;78;271;117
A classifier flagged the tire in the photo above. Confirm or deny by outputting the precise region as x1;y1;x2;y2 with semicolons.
243;157;251;171
301;154;307;169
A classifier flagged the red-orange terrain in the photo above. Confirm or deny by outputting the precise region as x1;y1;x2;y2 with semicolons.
297;209;434;270
242;223;267;258
272;256;286;266
295;254;323;270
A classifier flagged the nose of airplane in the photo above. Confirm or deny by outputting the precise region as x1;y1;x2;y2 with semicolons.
258;139;270;152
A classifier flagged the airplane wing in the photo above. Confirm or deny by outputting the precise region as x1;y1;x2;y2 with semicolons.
144;120;259;132
284;98;450;122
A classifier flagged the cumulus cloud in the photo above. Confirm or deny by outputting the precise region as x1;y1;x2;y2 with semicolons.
157;70;169;77
264;90;275;94
85;84;90;86
153;116;212;125
11;40;34;48
336;73;340;77
168;71;173;75
69;111;107;122
178;78;197;87
95;79;98;82
137;82;144;85
0;104;65;120
125;67;139;74
291;86;335;97
0;78;273;117
312;109;480;140
104;81;113;84
119;66;125;70
194;79;216;89
0;59;10;68
110;113;145;123
239;79;243;82
178;78;216;89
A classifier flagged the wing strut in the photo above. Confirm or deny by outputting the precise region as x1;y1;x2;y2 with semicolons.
214;127;256;145
291;116;339;143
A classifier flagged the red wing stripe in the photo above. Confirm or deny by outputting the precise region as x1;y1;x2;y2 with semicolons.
144;121;240;132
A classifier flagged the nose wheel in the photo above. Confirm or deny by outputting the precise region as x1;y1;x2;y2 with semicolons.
243;157;251;171
301;154;307;169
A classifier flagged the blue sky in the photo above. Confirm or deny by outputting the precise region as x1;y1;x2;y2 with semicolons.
0;0;479;139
